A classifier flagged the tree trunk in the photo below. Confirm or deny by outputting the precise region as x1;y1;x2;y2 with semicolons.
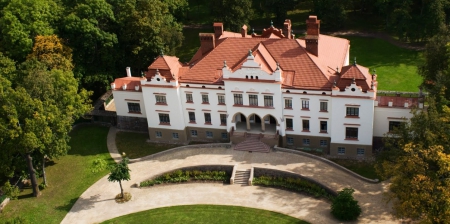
119;180;123;198
25;153;40;197
42;156;47;187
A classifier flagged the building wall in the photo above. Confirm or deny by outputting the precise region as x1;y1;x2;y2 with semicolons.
148;127;188;143
284;134;331;153
373;106;413;137
112;90;146;118
330;143;372;158
185;126;228;142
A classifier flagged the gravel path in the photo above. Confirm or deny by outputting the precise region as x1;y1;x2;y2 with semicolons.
61;127;398;224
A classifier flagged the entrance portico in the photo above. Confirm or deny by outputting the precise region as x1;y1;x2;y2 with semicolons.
232;113;277;134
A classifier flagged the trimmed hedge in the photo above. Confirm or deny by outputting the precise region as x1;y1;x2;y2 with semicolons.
253;176;335;200
140;170;230;187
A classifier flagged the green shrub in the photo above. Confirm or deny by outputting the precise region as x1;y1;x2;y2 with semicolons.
140;169;230;187
2;181;20;200
253;175;334;200
331;188;361;221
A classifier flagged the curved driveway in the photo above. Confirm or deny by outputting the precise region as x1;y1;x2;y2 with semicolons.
61;128;397;224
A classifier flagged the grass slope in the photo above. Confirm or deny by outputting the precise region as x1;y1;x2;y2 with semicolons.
345;36;423;92
115;131;174;159
102;205;308;224
0;125;113;224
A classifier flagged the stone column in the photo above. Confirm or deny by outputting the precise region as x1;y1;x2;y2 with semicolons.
261;120;265;132
246;119;251;131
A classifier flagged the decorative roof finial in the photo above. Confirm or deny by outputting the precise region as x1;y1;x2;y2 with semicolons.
252;28;255;34
353;57;356;65
333;79;337;88
223;60;227;68
371;81;374;90
270;20;273;27
141;71;144;77
276;62;280;71
156;68;159;74
248;49;252;57
336;66;339;73
352;77;355;84
160;49;164;56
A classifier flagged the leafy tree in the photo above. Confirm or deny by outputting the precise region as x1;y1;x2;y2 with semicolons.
330;188;361;221
108;157;131;198
0;0;62;61
210;0;254;32
312;0;349;29
260;0;299;25
377;100;450;223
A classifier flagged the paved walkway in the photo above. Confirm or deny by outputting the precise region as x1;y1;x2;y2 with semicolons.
61;127;398;224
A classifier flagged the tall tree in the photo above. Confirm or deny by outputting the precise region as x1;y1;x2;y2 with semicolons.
258;0;299;25
312;0;349;29
0;0;61;61
210;0;254;32
377;100;450;223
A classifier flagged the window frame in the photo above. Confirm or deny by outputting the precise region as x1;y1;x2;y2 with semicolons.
188;112;196;123
389;121;402;132
155;131;162;138
220;114;227;125
191;130;198;137
287;137;294;145
234;94;243;105
249;94;258;106
264;95;273;107
127;102;141;113
202;94;209;104
320;101;328;111
218;95;225;104
302;138;310;146
357;148;365;156
158;113;170;124
204;113;212;124
345;127;358;139
155;95;167;104
346;107;359;117
172;133;179;139
221;132;228;139
302;100;309;110
320;121;327;133
320;140;327;147
206;131;213;138
337;147;346;155
285;99;292;109
186;93;193;103
302;119;310;131
286;118;293;130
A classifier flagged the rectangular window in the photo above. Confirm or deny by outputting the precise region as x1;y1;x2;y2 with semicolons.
206;131;213;138
204;113;211;124
320;140;327;147
302;100;309;109
202;94;209;103
357;148;365;156
264;95;273;107
345;127;358;139
221;132;228;139
346;107;359;116
302;120;310;131
286;118;293;130
127;102;141;113
218;95;225;104
303;138;310;146
320;102;328;111
320;121;327;132
285;99;292;108
220;114;227;125
234;94;243;105
155;131;162;138
287;137;294;145
155;95;166;104
188;112;196;123
159;113;170;124
186;93;193;102
172;133;179;139
338;147;346;155
389;121;402;132
249;95;258;106
191;130;198;137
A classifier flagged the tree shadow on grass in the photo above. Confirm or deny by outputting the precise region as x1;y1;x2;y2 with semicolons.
55;194;114;213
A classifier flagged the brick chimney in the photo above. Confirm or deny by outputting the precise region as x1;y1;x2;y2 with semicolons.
305;15;320;56
241;25;247;37
199;33;215;55
283;19;291;39
213;23;223;38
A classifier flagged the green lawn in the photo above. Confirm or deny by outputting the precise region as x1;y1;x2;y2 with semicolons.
329;159;381;180
0;125;113;224
344;36;423;92
115;131;176;159
102;205;308;224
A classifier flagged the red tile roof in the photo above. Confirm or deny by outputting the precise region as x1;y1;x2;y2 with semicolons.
112;77;144;91
337;64;374;91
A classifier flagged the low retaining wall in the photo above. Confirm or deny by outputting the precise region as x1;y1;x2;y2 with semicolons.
129;143;232;163
274;146;379;183
253;167;337;197
0;197;10;212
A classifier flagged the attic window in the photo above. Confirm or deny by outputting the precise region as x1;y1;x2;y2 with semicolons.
186;85;190;87
246;75;248;79
303;91;307;94
286;90;290;93
202;86;205;88
256;76;259;79
157;78;160;81
218;86;222;89
351;88;355;92
322;92;326;95
251;76;253;79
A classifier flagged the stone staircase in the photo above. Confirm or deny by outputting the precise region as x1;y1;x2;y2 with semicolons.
234;133;271;153
234;169;251;185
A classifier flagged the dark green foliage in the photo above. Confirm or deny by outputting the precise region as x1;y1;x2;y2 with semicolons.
312;0;348;29
210;0;254;32
330;188;361;221
108;157;131;198
140;170;229;187
1;181;20;200
253;176;334;200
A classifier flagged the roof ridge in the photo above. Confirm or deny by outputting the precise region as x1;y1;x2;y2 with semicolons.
259;42;278;71
191;38;230;70
230;42;260;72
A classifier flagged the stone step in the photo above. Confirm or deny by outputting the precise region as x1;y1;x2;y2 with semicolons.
234;170;251;185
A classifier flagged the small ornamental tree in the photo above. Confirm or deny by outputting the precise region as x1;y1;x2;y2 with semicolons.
331;188;361;221
108;158;131;198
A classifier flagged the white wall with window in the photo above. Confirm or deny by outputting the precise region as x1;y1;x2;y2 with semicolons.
112;90;146;118
373;107;413;137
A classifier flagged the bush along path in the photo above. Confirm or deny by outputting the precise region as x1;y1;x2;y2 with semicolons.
140;170;230;187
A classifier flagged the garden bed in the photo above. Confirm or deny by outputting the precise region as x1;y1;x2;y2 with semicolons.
140;168;232;187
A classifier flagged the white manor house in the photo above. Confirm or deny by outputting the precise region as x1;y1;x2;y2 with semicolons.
110;16;422;159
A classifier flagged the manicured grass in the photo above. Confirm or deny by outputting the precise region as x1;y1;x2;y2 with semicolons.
344;36;423;92
115;131;176;159
0;125;113;224
329;159;380;180
102;205;308;224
